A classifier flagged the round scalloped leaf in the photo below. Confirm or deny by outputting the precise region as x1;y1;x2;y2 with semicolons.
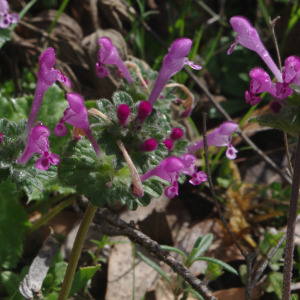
58;139;165;209
112;91;134;107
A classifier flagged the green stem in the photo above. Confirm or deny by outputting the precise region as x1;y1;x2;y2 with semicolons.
47;0;70;34
58;202;98;300
27;196;75;233
26;193;70;215
282;135;300;300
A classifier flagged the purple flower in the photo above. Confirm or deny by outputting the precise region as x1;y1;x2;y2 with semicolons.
117;104;131;126
0;0;19;28
54;93;102;157
148;38;202;107
23;48;71;140
17;125;59;171
140;153;206;198
96;37;133;84
0;132;3;143
228;16;300;105
227;16;282;82
188;121;239;160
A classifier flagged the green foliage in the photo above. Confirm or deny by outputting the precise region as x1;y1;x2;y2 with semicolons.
250;95;300;135
261;271;283;299
0;118;57;196
68;264;101;297
186;233;214;267
137;251;172;284
0;29;11;49
259;229;285;271
0;267;29;300
58;138;162;210
0;178;31;269
204;261;223;282
42;251;67;297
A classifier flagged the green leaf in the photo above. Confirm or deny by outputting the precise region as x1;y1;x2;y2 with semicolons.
184;286;204;300
262;271;283;299
1;271;25;299
160;245;187;261
68;264;101;297
142;179;163;198
137;251;171;284
0;28;11;49
195;257;238;275
250;102;300;135
186;234;214;267
0;178;31;268
112;91;134;107
239;264;247;285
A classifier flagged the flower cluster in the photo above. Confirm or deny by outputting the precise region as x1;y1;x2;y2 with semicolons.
17;125;59;171
228;16;300;106
0;0;18;28
188;121;238;160
96;37;133;84
140;153;207;198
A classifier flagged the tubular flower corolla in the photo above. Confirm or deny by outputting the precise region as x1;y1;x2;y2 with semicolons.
17;125;59;171
188;121;239;160
54;93;102;157
140;153;207;198
96;37;133;84
23;48;71;140
148;38;202;107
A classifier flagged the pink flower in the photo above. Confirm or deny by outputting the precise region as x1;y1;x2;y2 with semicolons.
23;48;71;140
140;153;206;198
0;132;3;143
96;37;133;84
228;16;300;105
188;121;238;160
17;125;59;171
0;0;19;28
148;38;202;107
227;16;282;82
54;93;102;157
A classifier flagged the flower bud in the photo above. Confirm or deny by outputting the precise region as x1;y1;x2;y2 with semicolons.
163;138;173;151
170;127;184;141
141;138;158;152
117;103;131;126
137;101;152;122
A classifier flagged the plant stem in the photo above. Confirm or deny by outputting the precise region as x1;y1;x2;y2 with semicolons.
282;135;300;300
27;196;75;233
58;202;97;300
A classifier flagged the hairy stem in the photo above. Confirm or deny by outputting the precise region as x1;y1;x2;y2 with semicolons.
58;202;97;300
282;135;300;300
